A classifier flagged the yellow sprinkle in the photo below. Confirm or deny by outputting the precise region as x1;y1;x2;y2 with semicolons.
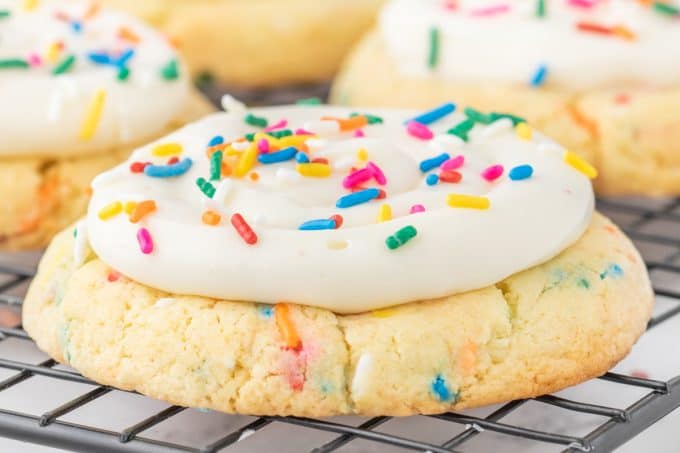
79;89;106;141
447;194;491;210
123;201;137;216
357;148;369;161
378;204;392;223
279;135;315;148
45;42;62;64
564;151;598;179
515;122;532;140
23;0;39;10
372;307;397;318
98;201;122;220
234;143;258;177
225;145;241;156
296;163;332;178
254;132;280;148
151;143;183;157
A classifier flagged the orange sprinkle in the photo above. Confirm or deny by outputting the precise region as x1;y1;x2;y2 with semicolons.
249;172;260;182
459;341;477;376
201;210;221;226
566;104;598;138
221;162;232;177
322;115;368;132
118;26;141;44
84;2;101;19
275;303;302;351
612;25;636;41
129;200;156;223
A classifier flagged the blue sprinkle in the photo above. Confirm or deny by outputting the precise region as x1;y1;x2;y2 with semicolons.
144;158;193;178
419;153;450;173
530;64;548;87
257;304;274;318
509;164;534;181
70;21;82;33
115;48;135;68
258;146;297;164
600;263;624;280
408;102;456;125
299;219;336;231
295;152;310;163
87;51;111;65
336;188;380;209
208;135;224;147
431;375;453;402
426;174;439;186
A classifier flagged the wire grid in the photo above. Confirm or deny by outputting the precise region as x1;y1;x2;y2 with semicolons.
0;197;678;453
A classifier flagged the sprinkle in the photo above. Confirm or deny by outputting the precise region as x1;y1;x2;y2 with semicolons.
118;26;140;43
160;59;180;80
481;164;504;182
0;10;10;19
464;107;494;125
600;263;624;280
299;219;337;230
297;163;332;178
431;375;454;402
407;121;434;140
151;143;183;157
410;204;426;214
330;214;344;228
52;54;76;75
367;162;388;185
221;94;247;114
22;0;39;11
231;213;258;245
144;158;193;178
129;200;156;223
420;153;450;173
210;151;223;181
509;164;534;181
351;353;373;396
378;204;392;222
208;135;224;147
265;119;288;132
117;66;130;81
357;148;369;161
343;168;373;189
490;112;526;126
245;113;268;128
439;170;462;183
275;303;302;351
408;103;456;125
386;225;417;250
350;112;384;124
73;221;89;267
0;59;29;69
130;162;148;173
653;1;680;16
441;155;464;171
107;270;121;282
536;0;546;17
515;122;533;140
471;4;511;16
196;177;216;198
322;115;368;132
123;202;137;215
137;228;154;254
98;201;122;220
428;27;440;69
258;146;297;164
336;188;380;208
564;151;598;179
530;64;548;87
202;210;221;226
87;51;111;65
234;143;258;177
296;97;322;105
447;119;475;141
213;179;233;205
447;194;490;210
295;152;310;163
79;89;106;141
426;174;439;186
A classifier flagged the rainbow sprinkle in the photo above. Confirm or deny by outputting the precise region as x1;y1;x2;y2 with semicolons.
79;89;106;141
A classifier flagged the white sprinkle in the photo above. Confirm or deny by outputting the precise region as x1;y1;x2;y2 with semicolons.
332;156;355;171
306;138;328;152
73;221;89;268
221;94;247;114
213;179;234;207
303;120;340;136
433;133;465;148
351;353;373;397
231;140;250;151
475;118;513;139
154;298;175;308
275;168;302;185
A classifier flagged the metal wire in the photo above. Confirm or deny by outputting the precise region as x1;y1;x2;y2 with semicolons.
0;196;677;453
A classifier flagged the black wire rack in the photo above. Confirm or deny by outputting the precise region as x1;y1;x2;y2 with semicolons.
0;197;678;453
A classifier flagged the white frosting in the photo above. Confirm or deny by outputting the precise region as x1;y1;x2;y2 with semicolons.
0;0;189;156
86;105;594;314
380;0;680;90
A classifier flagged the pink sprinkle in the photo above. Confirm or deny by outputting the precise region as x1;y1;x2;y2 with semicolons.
441;155;464;171
265;119;287;132
366;162;387;185
481;164;504;182
257;138;269;153
442;0;458;11
137;228;154;254
295;128;314;136
471;4;510;16
343;168;373;189
410;204;426;214
353;129;365;138
406;121;434;140
568;0;597;8
28;53;42;67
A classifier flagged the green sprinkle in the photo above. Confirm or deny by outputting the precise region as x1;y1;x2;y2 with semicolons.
489;112;526;126
428;27;440;69
196;177;216;198
269;129;292;139
386;226;417;250
52;54;76;75
210;151;223;181
447;119;475;141
653;1;680;16
117;66;130;81
194;71;214;89
296;97;322;105
0;59;29;70
245;113;268;128
160;59;180;80
536;0;546;18
351;112;384;124
464;107;494;125
0;10;10;19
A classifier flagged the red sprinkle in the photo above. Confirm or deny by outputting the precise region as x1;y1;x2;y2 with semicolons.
377;189;387;199
330;214;343;229
440;170;462;183
311;157;329;164
231;213;258;245
107;270;121;282
130;161;149;173
167;156;179;165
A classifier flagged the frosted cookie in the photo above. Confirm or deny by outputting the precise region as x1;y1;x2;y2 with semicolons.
23;103;653;416
0;0;213;249
96;0;385;88
331;0;680;195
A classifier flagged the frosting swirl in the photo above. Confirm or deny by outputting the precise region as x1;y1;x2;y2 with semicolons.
379;0;680;90
0;0;189;156
86;103;595;313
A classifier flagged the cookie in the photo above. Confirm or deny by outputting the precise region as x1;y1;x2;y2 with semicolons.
0;1;213;249
23;104;653;416
97;0;385;88
331;0;680;195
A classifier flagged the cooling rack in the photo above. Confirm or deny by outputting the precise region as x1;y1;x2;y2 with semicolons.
0;196;678;453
